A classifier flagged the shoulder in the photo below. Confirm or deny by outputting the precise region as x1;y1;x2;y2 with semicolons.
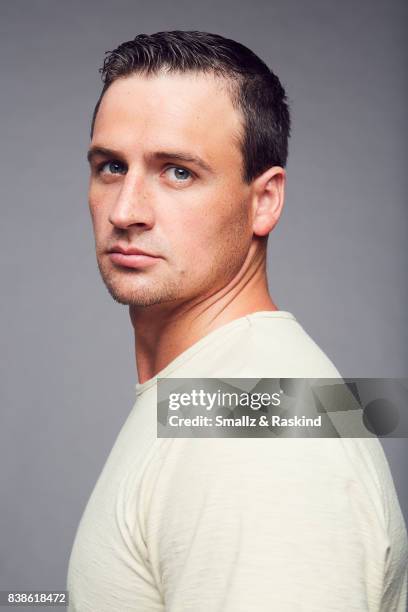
143;436;387;522
218;312;342;378
137;436;406;610
142;438;394;590
143;435;405;548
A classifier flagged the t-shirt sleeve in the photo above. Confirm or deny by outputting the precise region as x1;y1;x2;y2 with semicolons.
142;437;390;612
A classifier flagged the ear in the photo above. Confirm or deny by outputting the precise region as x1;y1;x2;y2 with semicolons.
250;166;286;237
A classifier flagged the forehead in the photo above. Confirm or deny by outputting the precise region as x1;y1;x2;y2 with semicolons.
92;71;244;163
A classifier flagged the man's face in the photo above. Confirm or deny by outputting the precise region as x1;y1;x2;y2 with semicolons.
88;71;254;308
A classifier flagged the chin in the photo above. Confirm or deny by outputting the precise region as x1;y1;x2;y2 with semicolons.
102;276;180;307
96;257;191;307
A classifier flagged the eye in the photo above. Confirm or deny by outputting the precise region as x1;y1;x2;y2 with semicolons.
97;160;127;175
165;166;193;182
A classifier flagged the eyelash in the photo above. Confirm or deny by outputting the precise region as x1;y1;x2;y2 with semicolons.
95;160;195;182
95;160;126;175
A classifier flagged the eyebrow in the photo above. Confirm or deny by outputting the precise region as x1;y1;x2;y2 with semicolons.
87;146;214;174
87;146;123;165
152;151;214;174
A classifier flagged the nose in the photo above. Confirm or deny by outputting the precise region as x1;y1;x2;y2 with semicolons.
108;172;155;230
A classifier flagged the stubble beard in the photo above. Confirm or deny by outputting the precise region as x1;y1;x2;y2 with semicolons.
94;201;251;308
96;255;181;307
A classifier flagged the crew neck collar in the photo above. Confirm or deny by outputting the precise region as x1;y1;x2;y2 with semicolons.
134;310;296;397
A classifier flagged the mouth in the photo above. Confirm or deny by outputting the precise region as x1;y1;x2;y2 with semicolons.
108;251;161;269
107;245;161;269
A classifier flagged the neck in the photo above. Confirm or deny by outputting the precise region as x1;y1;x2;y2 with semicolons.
130;245;278;384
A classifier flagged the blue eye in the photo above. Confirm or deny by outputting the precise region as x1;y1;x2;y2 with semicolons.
166;167;192;181
99;161;126;175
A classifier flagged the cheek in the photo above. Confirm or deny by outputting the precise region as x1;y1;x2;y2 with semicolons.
88;188;101;225
88;181;115;220
205;192;250;241
170;194;250;264
88;202;103;233
88;185;113;229
88;202;111;249
174;212;218;254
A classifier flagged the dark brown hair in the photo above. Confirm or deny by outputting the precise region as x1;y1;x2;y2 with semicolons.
91;30;291;183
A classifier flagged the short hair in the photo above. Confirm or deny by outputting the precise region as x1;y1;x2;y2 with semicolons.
90;30;291;184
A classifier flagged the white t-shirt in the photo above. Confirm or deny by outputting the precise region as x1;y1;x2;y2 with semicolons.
66;311;408;611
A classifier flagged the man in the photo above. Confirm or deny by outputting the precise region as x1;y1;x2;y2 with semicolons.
67;31;407;611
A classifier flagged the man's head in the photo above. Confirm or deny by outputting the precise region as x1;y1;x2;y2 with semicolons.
88;31;291;309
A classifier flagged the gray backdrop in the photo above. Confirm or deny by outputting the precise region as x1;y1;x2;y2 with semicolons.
1;0;406;604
